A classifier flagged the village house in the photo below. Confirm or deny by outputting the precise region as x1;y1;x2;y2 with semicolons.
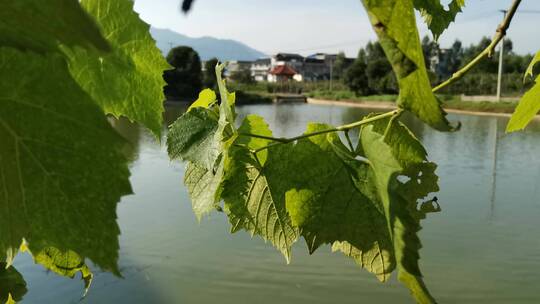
251;58;271;81
226;60;253;77
215;52;354;83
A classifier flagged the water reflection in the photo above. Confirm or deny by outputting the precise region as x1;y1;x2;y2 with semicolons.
3;103;540;303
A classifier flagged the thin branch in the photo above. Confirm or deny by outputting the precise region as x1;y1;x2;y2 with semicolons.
432;0;522;93
248;109;403;153
238;133;289;143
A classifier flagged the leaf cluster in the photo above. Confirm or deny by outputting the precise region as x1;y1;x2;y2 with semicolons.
168;63;441;302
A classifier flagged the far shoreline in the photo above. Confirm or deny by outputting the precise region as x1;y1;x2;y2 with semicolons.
306;98;527;118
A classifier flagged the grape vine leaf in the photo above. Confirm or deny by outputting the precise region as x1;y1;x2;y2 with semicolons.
360;123;437;303
183;162;224;221
189;89;217;112
0;0;110;53
361;0;455;131
0;48;131;274
167;107;220;171
524;51;540;80
168;66;238;221
29;247;93;297
64;0;170;137
507;51;540;132
0;264;26;304
413;0;466;40
284;124;394;281
222;115;299;262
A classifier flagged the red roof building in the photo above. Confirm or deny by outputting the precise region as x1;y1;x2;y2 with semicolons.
269;64;297;76
268;64;297;82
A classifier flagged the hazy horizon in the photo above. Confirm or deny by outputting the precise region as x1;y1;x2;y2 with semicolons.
134;0;540;57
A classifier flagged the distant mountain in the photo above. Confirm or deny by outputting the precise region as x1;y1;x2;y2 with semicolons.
150;27;267;61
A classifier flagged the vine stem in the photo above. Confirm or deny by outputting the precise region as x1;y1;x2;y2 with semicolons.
432;0;522;93
240;109;403;153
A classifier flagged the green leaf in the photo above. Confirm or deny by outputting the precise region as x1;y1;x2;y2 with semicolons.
360;123;437;303
413;0;466;40
64;0;170;137
525;51;540;80
507;74;540;132
284;124;394;281
184;161;224;221
0;0;110;53
216;63;237;129
507;51;540;132
361;0;454;131
188;89;217;112
30;247;93;297
0;48;131;274
169;70;239;222
222;115;299;262
167;107;220;170
0;264;27;304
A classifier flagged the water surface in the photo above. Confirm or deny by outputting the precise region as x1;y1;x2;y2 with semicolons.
14;104;540;303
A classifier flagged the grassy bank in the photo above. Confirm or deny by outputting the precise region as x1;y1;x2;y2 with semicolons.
305;90;518;114
227;81;519;114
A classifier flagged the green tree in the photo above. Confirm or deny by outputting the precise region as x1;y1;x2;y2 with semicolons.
344;49;369;95
203;57;219;89
229;69;254;84
163;46;202;100
332;51;348;80
365;41;397;94
421;35;437;70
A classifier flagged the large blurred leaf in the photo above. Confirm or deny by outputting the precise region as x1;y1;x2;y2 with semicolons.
361;0;454;131
65;0;170;137
413;0;465;40
507;51;540;132
0;0;110;53
0;48;131;274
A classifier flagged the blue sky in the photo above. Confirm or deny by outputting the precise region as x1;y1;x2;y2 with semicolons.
134;0;540;57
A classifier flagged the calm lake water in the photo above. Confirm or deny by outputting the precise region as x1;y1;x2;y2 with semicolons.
13;104;540;303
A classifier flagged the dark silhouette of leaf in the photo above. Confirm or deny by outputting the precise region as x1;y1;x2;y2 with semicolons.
0;0;110;53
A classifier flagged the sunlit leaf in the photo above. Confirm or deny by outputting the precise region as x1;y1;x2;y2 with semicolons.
169;70;238;221
361;0;455;131
31;247;93;297
167;107;220;171
184;162;224;221
360;123;437;303
525;51;540;80
413;0;466;40
0;0;110;53
507;51;540;132
222;116;299;262
0;48;131;274
284;124;394;281
188;89;217;112
64;0;170;137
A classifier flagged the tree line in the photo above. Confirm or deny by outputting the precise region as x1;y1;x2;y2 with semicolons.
163;46;256;100
344;36;535;96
